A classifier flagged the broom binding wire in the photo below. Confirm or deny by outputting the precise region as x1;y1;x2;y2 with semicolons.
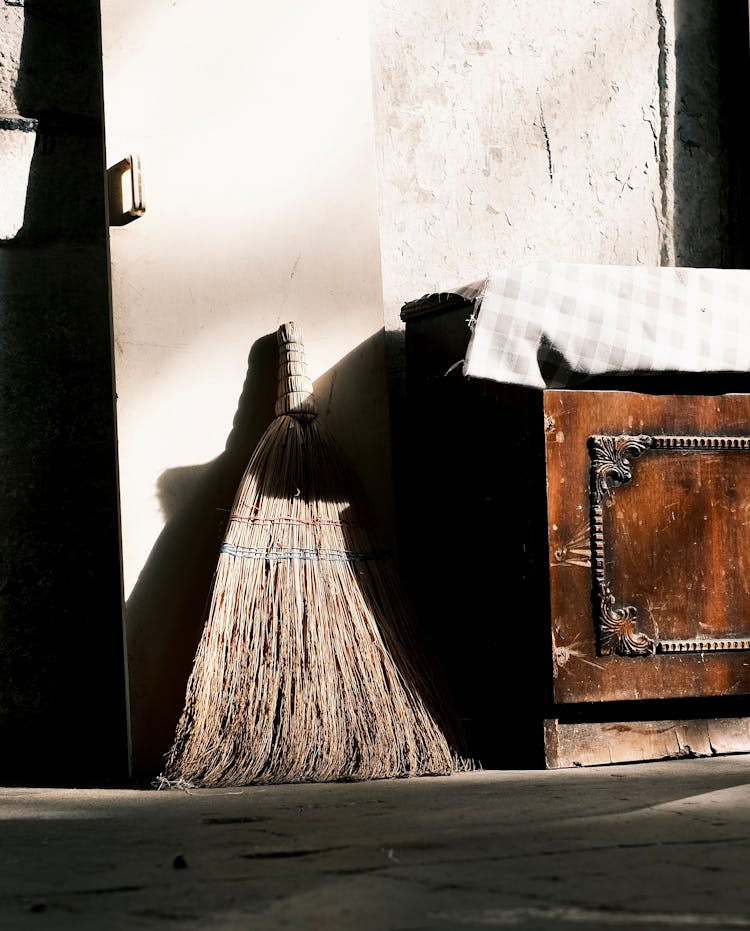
274;321;317;422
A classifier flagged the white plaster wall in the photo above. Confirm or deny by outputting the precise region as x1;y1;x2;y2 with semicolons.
0;5;35;239
101;0;390;775
370;0;686;332
103;0;387;595
0;4;23;107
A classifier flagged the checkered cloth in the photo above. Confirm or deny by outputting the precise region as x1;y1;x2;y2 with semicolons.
462;264;750;388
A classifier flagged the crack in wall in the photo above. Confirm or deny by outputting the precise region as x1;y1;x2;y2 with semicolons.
537;95;554;183
655;0;674;265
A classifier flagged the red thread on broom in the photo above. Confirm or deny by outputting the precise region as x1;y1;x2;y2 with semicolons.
229;516;362;527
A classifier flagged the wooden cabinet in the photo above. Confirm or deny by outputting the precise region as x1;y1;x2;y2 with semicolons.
399;297;750;768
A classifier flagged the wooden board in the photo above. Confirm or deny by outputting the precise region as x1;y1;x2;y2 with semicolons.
545;390;750;705
544;716;750;768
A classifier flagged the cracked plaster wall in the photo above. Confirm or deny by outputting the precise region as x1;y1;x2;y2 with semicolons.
0;7;22;106
370;0;728;337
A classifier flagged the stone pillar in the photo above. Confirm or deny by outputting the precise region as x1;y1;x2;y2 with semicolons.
0;0;129;785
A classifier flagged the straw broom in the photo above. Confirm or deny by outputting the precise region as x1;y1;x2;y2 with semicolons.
160;322;468;786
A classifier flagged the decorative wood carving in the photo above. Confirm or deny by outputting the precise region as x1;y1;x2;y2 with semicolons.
588;434;750;657
552;522;591;568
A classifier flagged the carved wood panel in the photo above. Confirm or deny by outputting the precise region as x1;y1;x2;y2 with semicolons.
545;391;750;705
589;433;750;657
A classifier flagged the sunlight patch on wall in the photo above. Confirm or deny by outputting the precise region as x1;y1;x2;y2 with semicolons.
0;116;36;239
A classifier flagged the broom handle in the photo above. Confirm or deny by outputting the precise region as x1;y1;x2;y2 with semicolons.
275;322;318;422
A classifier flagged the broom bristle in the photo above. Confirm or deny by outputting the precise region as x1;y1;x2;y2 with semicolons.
161;322;469;786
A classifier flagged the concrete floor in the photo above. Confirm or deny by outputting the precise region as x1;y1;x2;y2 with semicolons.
2;755;750;930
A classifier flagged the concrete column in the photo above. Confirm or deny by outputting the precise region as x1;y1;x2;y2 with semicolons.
0;0;128;785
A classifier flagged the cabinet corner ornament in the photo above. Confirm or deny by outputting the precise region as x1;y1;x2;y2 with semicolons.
587;434;652;503
587;433;750;657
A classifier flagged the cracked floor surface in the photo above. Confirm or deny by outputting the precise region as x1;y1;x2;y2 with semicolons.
2;754;750;929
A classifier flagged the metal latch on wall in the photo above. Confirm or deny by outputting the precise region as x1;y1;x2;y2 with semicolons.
107;154;145;225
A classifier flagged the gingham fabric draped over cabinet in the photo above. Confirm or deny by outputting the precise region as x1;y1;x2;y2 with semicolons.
462;264;750;389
